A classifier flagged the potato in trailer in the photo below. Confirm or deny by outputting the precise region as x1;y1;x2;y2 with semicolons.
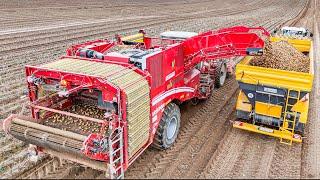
2;26;268;179
271;26;313;54
233;35;314;145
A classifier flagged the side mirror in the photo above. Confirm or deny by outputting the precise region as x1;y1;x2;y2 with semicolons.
310;33;313;37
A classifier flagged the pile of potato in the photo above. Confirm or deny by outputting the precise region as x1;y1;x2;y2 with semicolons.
250;40;310;73
43;102;105;135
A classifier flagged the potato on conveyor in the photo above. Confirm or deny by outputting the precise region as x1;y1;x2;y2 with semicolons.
43;102;104;135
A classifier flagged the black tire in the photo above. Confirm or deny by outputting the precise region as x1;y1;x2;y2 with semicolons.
295;122;305;136
214;60;227;88
227;62;234;79
191;98;199;105
152;103;181;150
303;52;309;56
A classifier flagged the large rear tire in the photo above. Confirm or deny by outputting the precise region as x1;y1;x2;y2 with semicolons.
214;60;227;88
152;103;181;150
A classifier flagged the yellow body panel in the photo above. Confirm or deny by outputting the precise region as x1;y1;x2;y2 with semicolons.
236;90;252;112
233;121;302;142
255;102;282;118
236;52;314;92
270;36;311;52
121;33;144;43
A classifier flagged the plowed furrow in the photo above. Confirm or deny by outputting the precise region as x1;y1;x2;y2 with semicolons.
161;99;237;178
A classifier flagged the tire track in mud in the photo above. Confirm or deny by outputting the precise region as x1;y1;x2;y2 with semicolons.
200;128;277;179
227;136;276;179
267;143;302;179
200;129;249;178
160;99;237;178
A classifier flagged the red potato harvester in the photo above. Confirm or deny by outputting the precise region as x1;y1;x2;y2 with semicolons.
2;26;269;179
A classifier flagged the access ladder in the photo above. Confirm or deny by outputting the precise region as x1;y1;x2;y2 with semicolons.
108;126;124;179
280;89;301;145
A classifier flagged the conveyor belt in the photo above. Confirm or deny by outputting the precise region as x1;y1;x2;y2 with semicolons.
10;117;85;153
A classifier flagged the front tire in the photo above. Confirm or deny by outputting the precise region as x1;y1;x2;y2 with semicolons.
152;103;181;150
214;60;227;88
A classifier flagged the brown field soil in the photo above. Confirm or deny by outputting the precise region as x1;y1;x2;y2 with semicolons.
0;0;319;179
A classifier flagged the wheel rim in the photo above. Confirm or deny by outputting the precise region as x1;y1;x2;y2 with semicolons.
219;64;227;86
167;116;178;140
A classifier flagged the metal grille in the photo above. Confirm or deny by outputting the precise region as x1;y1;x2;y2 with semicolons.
148;53;163;88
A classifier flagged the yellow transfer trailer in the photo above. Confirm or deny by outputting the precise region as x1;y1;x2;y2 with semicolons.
233;39;313;145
